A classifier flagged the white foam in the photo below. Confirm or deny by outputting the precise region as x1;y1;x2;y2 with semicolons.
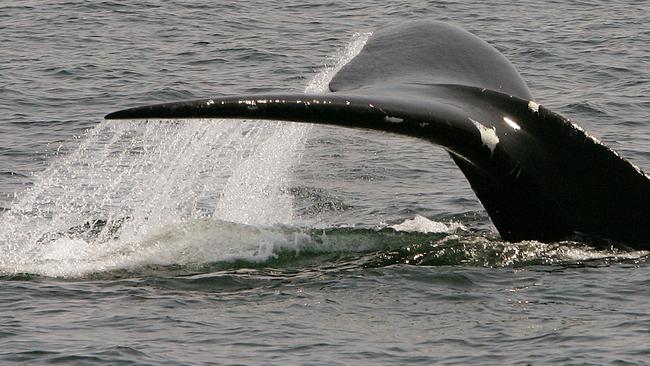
390;215;465;234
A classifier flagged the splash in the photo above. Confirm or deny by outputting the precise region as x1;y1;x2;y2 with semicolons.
390;215;465;233
0;32;372;277
214;33;372;224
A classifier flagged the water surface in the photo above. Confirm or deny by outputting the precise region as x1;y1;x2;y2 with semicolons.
1;1;648;364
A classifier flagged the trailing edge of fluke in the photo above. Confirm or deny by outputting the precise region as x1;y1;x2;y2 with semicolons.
106;21;650;250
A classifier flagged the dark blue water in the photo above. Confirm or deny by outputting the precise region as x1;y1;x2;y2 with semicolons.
1;1;648;365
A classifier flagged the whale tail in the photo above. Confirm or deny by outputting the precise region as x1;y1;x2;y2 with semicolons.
105;21;650;250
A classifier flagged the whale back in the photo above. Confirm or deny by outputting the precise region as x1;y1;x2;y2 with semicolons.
330;21;532;100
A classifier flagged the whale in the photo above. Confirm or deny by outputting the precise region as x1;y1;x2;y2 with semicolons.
105;20;650;250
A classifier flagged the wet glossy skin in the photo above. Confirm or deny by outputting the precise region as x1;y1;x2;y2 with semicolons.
106;21;650;250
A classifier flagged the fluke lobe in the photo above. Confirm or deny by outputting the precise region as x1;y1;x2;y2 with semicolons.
106;21;650;250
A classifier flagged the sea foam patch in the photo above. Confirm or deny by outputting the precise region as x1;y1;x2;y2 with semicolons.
391;215;465;233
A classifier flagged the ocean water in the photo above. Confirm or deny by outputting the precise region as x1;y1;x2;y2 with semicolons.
1;1;649;365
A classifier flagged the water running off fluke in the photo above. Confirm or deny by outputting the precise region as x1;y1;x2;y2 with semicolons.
106;21;650;250
0;33;376;277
